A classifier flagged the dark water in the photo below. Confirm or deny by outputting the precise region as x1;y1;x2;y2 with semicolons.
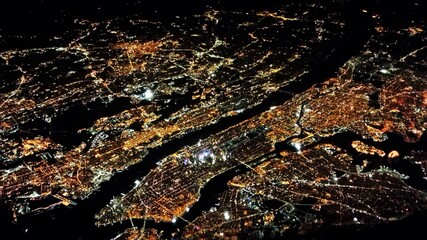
0;0;426;239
